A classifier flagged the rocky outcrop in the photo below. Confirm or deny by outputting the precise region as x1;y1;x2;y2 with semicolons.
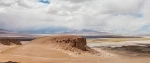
51;37;87;51
0;38;22;45
4;61;19;63
31;35;100;55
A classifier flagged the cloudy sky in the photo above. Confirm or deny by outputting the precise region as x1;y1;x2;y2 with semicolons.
0;0;150;34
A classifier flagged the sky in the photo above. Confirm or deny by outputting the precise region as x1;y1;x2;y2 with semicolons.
0;0;150;34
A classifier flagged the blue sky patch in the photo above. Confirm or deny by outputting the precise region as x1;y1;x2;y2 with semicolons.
113;13;143;18
131;13;143;18
39;0;50;4
137;24;150;34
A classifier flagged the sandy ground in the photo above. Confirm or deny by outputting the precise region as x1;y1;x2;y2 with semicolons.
0;40;150;63
87;40;150;47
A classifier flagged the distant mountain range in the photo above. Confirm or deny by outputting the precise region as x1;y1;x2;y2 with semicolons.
0;28;113;36
0;28;141;38
0;28;32;38
58;29;115;36
58;29;141;38
0;29;15;34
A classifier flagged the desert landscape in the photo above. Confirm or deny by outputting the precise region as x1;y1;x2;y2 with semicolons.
0;35;150;63
1;0;150;63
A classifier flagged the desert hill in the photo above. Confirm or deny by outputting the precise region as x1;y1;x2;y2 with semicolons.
1;35;150;63
1;35;100;58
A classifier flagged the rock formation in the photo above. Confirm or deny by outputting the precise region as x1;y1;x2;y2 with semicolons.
0;38;22;45
31;35;100;55
4;61;19;63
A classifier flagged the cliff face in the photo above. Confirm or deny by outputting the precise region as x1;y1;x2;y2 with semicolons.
0;38;22;45
31;35;100;54
51;37;87;51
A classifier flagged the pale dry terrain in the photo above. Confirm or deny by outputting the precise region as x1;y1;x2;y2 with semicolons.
0;37;150;63
1;45;150;63
87;38;150;43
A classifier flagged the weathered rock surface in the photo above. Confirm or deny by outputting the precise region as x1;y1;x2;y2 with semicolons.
31;35;100;55
0;38;22;45
4;61;19;63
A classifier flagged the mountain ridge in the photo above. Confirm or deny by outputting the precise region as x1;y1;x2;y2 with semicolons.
59;29;114;36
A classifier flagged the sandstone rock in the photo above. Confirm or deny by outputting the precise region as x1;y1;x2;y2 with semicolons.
31;35;100;55
0;38;22;45
5;61;19;63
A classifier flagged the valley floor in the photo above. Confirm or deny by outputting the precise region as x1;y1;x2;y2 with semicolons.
0;43;150;63
1;38;150;63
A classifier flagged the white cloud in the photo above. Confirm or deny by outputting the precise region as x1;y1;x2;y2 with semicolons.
0;8;6;13
62;0;93;3
102;0;144;14
0;0;149;34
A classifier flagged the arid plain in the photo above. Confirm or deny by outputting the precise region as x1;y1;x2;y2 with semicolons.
1;36;150;63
